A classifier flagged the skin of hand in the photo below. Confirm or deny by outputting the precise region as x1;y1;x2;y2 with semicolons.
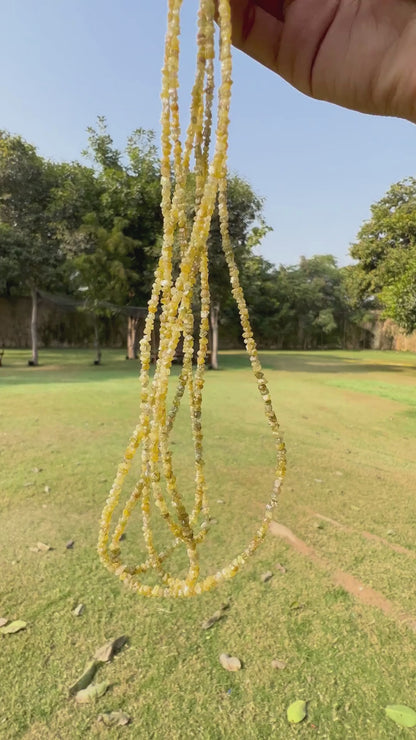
226;0;416;123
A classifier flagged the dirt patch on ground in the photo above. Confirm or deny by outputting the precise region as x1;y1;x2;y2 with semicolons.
312;511;416;558
269;520;416;633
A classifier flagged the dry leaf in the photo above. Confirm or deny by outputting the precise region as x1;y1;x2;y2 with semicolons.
219;654;241;672
202;610;224;630
260;571;273;583
75;680;110;704
0;618;8;628
72;604;84;617
66;540;75;550
97;711;131;727
201;603;230;630
0;620;27;634
271;659;287;670
94;635;127;663
32;542;53;552
69;660;99;695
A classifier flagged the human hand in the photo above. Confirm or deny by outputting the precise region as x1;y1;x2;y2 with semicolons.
227;0;416;122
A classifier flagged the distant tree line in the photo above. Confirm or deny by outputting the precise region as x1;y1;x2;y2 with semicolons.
1;118;416;365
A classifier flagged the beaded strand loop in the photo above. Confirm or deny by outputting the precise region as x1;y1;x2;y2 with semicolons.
98;0;286;598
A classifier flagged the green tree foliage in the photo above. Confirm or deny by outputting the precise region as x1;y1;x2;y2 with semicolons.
0;132;61;298
379;247;416;333
63;118;163;360
224;253;352;350
206;175;270;367
80;117;162;306
0;132;65;363
265;255;349;349
350;177;416;333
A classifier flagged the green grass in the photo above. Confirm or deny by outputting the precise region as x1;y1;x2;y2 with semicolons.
1;348;416;738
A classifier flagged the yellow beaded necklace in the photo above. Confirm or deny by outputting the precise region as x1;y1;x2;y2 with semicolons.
98;0;286;598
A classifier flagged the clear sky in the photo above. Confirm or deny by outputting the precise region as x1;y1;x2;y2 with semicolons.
2;0;415;268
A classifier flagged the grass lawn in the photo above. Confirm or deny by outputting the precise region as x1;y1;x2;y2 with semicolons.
1;348;416;738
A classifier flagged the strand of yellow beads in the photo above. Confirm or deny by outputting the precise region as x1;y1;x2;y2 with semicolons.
97;0;286;597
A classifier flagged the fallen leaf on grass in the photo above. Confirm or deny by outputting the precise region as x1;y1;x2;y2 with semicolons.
271;659;286;670
385;705;416;728
97;711;131;727
0;620;27;635
94;636;127;663
275;563;287;574
69;660;99;695
72;604;84;617
30;542;53;553
201;603;230;630
75;681;110;704
202;611;224;630
0;618;8;628
219;654;241;672
260;571;273;583
287;700;307;724
38;541;53;551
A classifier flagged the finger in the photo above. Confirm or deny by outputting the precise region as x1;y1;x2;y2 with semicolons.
228;0;284;73
255;1;285;21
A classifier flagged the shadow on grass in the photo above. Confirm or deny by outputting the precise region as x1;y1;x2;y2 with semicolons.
1;349;415;388
217;351;414;375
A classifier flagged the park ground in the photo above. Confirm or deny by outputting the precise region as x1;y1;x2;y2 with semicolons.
1;348;416;738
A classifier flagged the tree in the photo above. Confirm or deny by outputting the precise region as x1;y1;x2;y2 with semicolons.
379;247;416;333
79;118;162;358
242;254;352;350
206;175;271;368
67;216;139;363
350;178;416;333
231;253;281;346
0;132;63;364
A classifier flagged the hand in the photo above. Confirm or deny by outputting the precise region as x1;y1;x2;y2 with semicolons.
227;0;416;122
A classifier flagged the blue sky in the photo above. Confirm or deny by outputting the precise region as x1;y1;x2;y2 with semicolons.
2;0;415;268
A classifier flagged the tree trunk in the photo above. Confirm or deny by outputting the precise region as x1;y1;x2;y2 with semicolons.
210;302;220;370
29;287;39;366
93;318;102;365
126;316;139;360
